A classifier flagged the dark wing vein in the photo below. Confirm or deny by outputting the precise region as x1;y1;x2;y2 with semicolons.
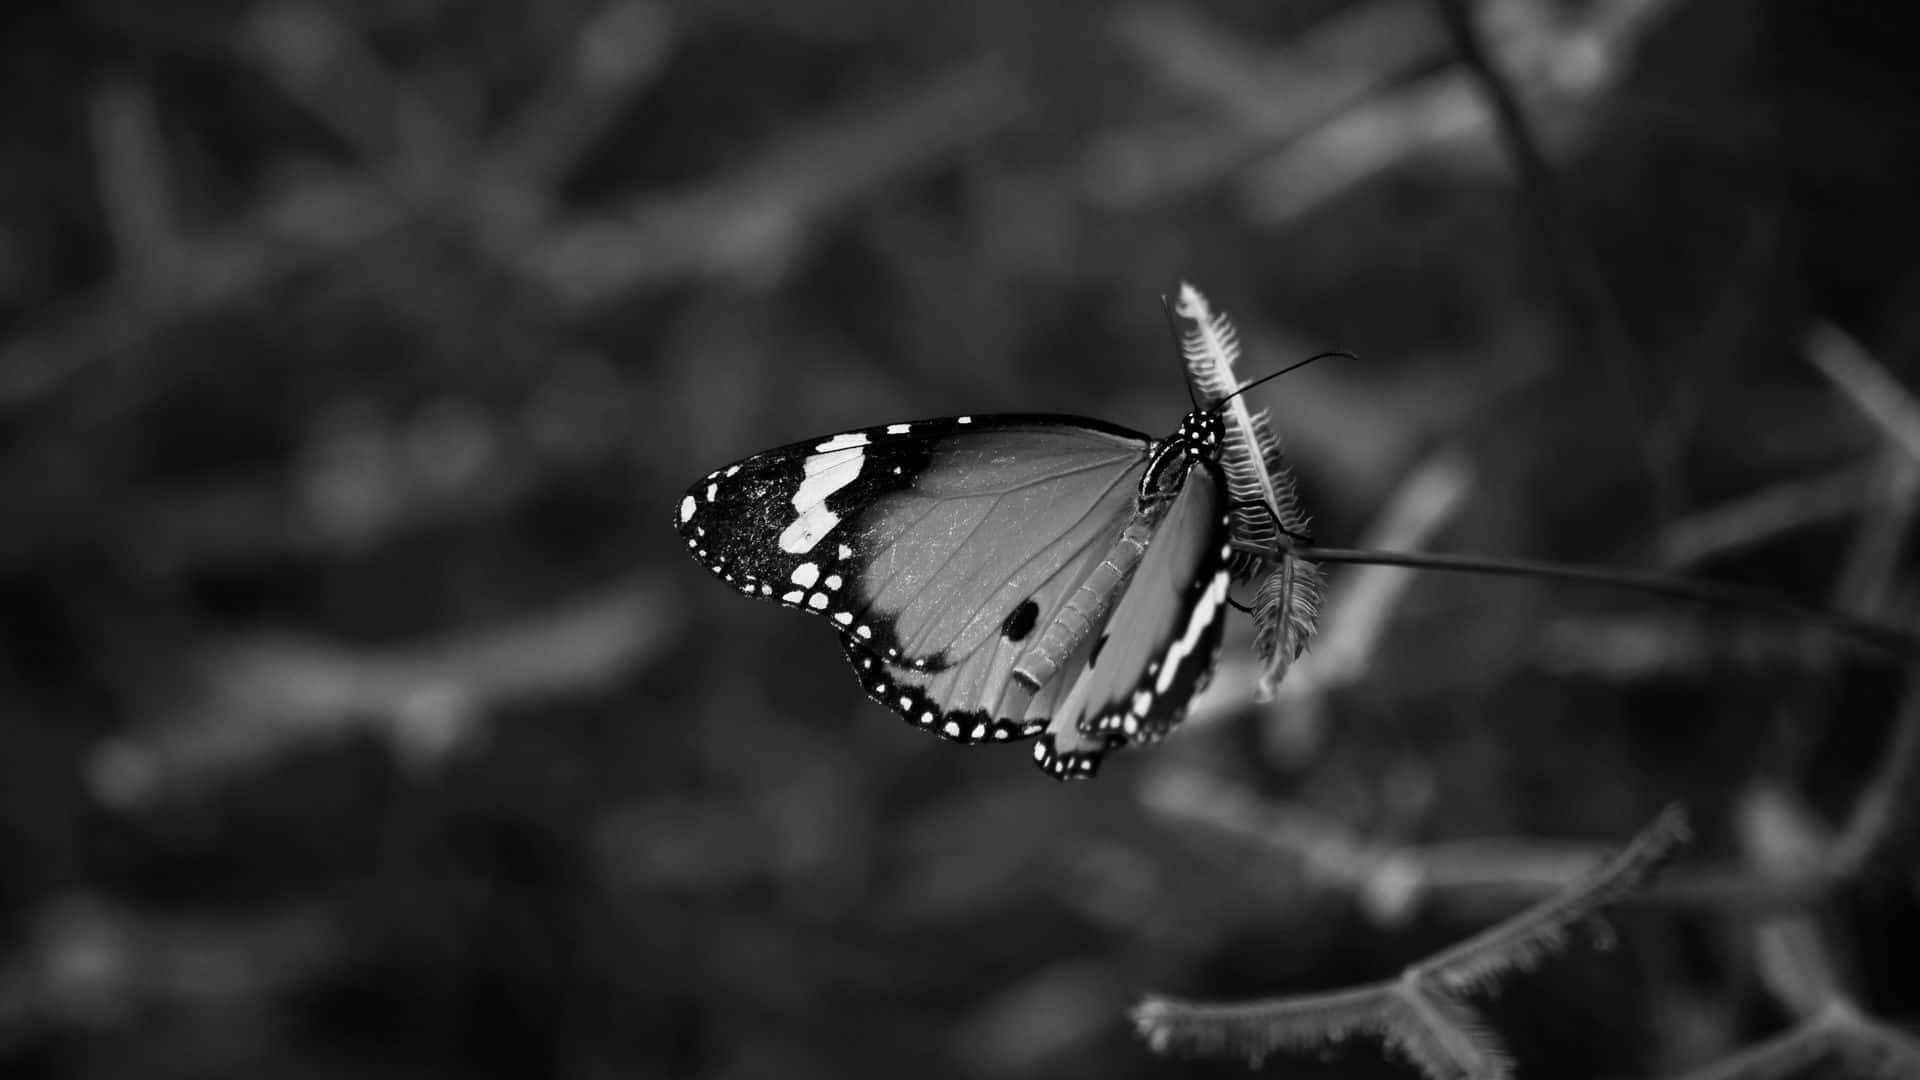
928;464;1141;655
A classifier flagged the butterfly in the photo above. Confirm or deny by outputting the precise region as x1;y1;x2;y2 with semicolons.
674;287;1322;779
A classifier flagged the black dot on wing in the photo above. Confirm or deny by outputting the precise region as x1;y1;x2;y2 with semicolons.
1000;599;1040;643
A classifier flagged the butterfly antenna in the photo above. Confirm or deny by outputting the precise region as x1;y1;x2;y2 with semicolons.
1162;292;1203;412
1213;350;1358;412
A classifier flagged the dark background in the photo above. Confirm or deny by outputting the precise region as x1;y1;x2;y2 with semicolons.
2;1;1917;1077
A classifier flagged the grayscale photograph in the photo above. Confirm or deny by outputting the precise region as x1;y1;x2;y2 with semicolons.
2;2;1916;1078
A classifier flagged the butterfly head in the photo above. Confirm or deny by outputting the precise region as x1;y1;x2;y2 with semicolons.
1143;409;1225;501
1178;409;1225;463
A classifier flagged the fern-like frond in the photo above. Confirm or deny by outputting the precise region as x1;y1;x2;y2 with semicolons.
1170;282;1322;691
1252;551;1325;699
1382;978;1513;1080
1131;982;1392;1067
1414;805;1690;994
1133;807;1691;1077
1171;283;1313;573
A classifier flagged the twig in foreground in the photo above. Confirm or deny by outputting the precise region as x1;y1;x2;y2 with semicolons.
1134;807;1688;1080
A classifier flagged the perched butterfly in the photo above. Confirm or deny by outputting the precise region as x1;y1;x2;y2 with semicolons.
675;285;1323;779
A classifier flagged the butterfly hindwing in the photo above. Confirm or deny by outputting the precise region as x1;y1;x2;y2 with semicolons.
1033;461;1232;775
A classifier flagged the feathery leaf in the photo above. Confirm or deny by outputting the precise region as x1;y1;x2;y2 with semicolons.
1171;281;1322;691
1414;805;1690;994
1252;550;1325;699
1171;282;1313;568
1382;979;1514;1080
1132;982;1391;1067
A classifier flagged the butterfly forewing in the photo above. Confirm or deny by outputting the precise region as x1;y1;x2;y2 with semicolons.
677;415;1152;664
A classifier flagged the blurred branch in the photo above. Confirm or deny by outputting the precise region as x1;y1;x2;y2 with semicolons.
86;70;187;304
241;2;478;245
1833;682;1920;875
1807;322;1920;464
1134;807;1687;1078
1738;786;1848;1018
1149;731;1916;925
481;1;676;219
1657;461;1889;568
532;58;1025;301
1806;323;1920;622
249;0;677;247
85;575;668;807
956;960;1127;1075
1142;767;1606;927
1531;612;1820;680
1091;2;1446;206
1;1;675;415
0;894;345;1049
241;1;420;162
1101;0;1675;223
1662;786;1920;1080
0;171;407;411
1670;1003;1920;1080
1432;0;1654;506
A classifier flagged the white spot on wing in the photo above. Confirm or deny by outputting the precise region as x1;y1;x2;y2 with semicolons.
808;592;829;610
823;574;842;590
791;563;820;588
886;423;912;435
706;483;718;502
1155;570;1230;695
781;590;804;604
679;495;696;522
833;611;852;625
779;446;864;553
855;625;872;640
837;544;853;559
815;432;870;452
957;416;972;424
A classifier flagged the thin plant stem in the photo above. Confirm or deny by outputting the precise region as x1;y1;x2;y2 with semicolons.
1294;546;1920;660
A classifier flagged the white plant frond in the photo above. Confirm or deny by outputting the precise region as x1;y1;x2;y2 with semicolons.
1132;982;1392;1068
1382;981;1514;1080
1252;551;1325;698
1414;805;1690;994
1172;282;1321;692
1172;283;1312;569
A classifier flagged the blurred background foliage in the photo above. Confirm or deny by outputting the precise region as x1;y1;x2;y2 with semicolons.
2;0;1918;1077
